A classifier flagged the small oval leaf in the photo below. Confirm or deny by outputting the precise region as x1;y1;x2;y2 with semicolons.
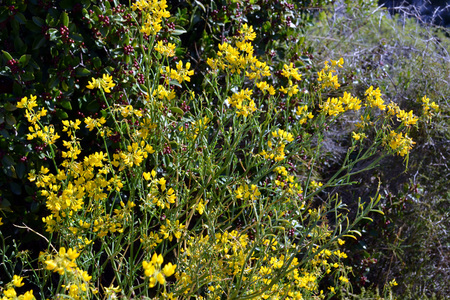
60;11;69;27
170;107;184;115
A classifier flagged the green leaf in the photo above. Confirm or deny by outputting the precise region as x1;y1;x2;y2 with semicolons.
60;11;69;27
93;6;103;16
60;100;72;110
92;57;101;69
48;76;60;89
48;28;58;41
2;155;15;167
51;47;59;57
169;80;182;88
170;107;184;115
0;8;8;23
22;71;35;81
61;80;69;91
172;27;187;36
16;163;26;179
4;102;17;112
99;27;109;37
26;20;41;33
25;185;35;196
14;12;26;24
10;182;22;195
46;11;58;27
0;129;9;139
0;198;12;212
18;54;31;67
2;50;13;61
5;114;16;126
194;0;206;12
76;68;91;77
32;16;45;27
13;82;22;95
32;36;46;50
71;33;83;42
56;109;69;119
86;100;100;112
14;36;26;54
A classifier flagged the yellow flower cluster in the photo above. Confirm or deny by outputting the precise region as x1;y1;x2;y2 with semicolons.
17;95;61;145
41;247;94;299
281;63;302;81
309;180;323;191
112;141;155;171
256;80;276;95
386;102;418;127
165;60;194;84
227;88;257;118
143;253;176;288
296;104;314;124
189;116;209;140
159;219;185;242
364;86;386;110
320;92;362;117
352;131;367;141
175;225;351;300
278;63;303;97
317;58;343;89
421;95;439;121
207;23;272;85
152;84;176;101
235;184;261;201
143;170;176;209
274;166;304;204
140;232;163;251
279;80;300;97
155;40;176;57
385;130;415;157
260;129;294;162
1;276;35;300
132;0;170;36
86;74;116;93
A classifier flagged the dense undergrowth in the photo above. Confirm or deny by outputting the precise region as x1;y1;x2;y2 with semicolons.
305;1;450;298
0;0;448;299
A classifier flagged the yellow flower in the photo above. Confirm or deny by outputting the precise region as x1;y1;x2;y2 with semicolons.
12;275;25;287
330;57;344;68
162;262;176;277
389;278;398;287
155;40;176;57
396;109;418;127
166;61;194;84
17;95;38;110
238;23;256;41
320;97;344;116
86;74;115;93
365;86;386;110
385;131;415;156
352;131;366;141
22;290;35;300
4;287;17;298
279;81;299;97
281;63;302;81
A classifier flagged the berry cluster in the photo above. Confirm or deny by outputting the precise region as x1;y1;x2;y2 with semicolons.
59;25;74;44
7;59;21;74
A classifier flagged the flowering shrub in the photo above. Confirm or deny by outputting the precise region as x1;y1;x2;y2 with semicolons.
0;1;441;299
